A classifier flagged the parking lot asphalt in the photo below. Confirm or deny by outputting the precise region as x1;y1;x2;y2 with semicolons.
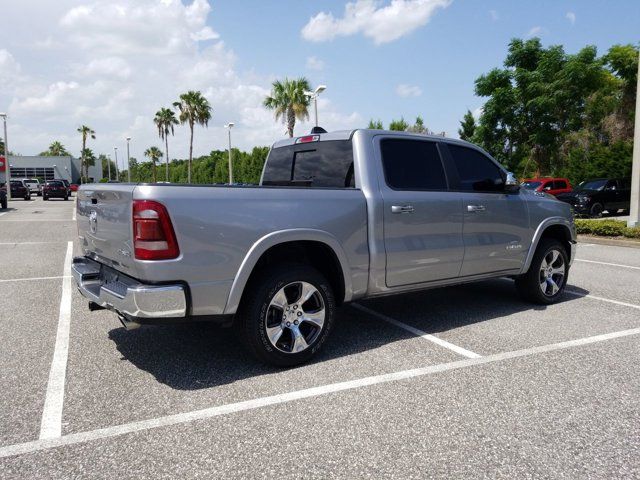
1;197;639;478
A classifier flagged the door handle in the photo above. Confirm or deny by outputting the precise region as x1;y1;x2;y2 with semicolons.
391;205;414;214
467;204;486;212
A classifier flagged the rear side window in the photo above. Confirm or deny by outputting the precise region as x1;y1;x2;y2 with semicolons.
380;139;447;190
448;144;504;192
554;180;567;189
262;140;355;188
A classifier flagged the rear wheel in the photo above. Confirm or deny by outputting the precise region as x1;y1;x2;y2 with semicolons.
589;202;604;218
43;196;48;201
64;195;69;201
236;264;336;367
1;198;6;209
516;238;569;304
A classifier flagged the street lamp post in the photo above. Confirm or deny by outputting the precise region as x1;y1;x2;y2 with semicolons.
628;49;640;228
114;147;119;181
1;113;11;200
126;137;131;183
225;123;234;184
107;154;111;180
304;85;327;127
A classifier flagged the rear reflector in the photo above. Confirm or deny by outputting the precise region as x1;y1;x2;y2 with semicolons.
133;200;179;260
295;135;320;144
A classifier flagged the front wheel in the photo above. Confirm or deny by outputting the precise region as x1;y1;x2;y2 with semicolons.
515;238;569;304
236;264;336;367
589;202;604;218
43;196;48;201
64;195;69;201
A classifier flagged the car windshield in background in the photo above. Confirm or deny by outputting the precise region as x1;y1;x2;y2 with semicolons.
521;181;542;189
577;179;607;191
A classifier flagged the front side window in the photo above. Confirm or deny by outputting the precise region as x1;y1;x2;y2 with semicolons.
554;180;567;189
380;139;447;190
448;144;504;192
262;140;354;188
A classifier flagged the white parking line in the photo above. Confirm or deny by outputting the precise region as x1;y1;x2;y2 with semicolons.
0;212;7;217
0;242;68;245
39;241;74;440
565;290;640;310
0;275;68;284
352;303;482;359
1;325;638;459
72;198;76;221
574;258;640;271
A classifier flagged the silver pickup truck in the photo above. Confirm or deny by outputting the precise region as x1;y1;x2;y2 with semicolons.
73;129;576;366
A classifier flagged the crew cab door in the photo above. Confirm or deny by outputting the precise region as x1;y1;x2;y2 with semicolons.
377;137;464;287
441;143;529;277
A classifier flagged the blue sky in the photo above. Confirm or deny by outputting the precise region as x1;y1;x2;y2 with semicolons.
1;0;639;160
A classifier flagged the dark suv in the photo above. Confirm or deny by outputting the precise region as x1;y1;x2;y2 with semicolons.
43;181;70;200
1;180;32;200
556;178;631;217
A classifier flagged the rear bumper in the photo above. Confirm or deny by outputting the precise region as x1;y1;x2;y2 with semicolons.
72;256;187;321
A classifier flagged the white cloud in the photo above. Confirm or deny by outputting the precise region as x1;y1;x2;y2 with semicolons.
306;56;325;71
1;0;361;162
527;25;544;37
489;10;498;21
566;11;576;25
396;84;422;97
301;0;451;45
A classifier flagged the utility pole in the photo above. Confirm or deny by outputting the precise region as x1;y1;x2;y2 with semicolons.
114;147;119;181
628;49;640;228
107;154;111;180
1;113;10;200
225;123;234;184
126;137;131;183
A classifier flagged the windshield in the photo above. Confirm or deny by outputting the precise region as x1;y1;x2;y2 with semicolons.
521;181;542;189
577;179;606;191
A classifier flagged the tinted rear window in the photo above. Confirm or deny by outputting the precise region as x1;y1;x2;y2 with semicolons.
262;140;355;188
380;139;447;190
47;182;63;187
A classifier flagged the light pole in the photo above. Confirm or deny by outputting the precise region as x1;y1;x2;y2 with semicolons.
304;85;327;127
628;49;640;228
126;136;131;183
107;154;111;181
1;113;11;200
114;147;119;181
225;122;234;184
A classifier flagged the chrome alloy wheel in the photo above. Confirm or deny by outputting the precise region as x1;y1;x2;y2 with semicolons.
539;249;566;297
265;281;326;354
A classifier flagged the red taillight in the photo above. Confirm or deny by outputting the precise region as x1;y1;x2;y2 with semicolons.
132;200;179;260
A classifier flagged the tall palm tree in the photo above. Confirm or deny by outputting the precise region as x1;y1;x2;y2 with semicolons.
173;91;212;183
263;77;311;137
77;125;96;181
154;107;178;182
41;141;70;157
144;146;163;183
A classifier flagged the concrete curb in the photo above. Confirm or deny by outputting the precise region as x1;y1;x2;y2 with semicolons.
578;235;640;249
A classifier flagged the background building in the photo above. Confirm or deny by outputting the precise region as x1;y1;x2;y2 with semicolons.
0;155;102;184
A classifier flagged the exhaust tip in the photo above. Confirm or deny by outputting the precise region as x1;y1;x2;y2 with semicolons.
118;315;141;331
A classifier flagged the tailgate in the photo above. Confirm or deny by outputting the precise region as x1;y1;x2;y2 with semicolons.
77;184;138;275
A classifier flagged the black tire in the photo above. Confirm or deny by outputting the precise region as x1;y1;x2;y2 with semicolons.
64;195;69;201
43;196;48;201
515;238;569;305
1;199;6;209
236;264;336;367
589;202;604;218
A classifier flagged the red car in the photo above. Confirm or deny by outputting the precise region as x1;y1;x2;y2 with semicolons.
521;177;572;196
69;184;79;192
42;180;70;201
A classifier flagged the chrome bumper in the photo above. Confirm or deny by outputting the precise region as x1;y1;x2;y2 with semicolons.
72;256;187;320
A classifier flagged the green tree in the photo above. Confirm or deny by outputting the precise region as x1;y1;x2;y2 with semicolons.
40;141;71;157
173;91;212;183
407;116;428;133
77;125;96;181
367;119;384;129
81;148;96;180
389;117;409;131
144;146;163;183
99;154;115;180
458;110;476;141
263;77;311;137
154;107;178;182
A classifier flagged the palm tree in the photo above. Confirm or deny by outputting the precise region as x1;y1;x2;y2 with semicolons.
173;91;212;183
263;77;311;137
40;141;70;157
154;107;178;182
144;146;163;183
77;125;96;181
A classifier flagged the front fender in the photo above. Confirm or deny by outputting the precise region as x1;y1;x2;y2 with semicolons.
223;229;354;314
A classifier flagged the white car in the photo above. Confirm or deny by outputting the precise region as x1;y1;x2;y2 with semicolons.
22;178;42;196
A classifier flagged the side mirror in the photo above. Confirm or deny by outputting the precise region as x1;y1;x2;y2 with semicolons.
505;172;520;192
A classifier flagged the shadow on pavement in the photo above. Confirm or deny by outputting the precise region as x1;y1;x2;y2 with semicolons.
109;278;589;391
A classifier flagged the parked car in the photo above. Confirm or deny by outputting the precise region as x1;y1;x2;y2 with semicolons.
73;129;576;366
42;180;69;200
555;178;631;217
0;188;6;209
53;178;72;196
521;177;572;196
1;180;31;200
22;178;42;196
70;184;79;192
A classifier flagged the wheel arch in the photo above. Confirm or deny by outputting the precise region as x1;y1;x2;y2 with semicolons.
521;217;576;274
223;229;353;314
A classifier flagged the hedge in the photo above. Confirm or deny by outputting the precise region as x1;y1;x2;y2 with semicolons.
575;219;640;239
